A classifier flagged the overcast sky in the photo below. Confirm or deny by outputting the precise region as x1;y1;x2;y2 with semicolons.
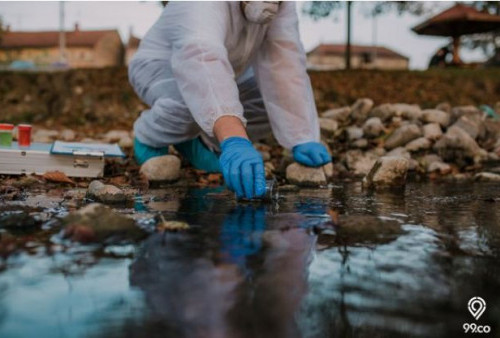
0;1;487;69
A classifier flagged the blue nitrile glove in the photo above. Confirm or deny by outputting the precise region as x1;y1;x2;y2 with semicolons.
134;137;168;165
292;142;331;167
219;137;266;199
174;137;221;173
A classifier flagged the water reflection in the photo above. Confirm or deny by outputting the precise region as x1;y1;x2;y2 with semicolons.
126;193;317;338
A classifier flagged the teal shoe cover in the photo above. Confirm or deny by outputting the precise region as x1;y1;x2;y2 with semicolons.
174;137;221;173
134;137;168;165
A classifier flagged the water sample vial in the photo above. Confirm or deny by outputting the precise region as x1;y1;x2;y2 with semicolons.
17;124;32;147
264;179;278;201
0;123;14;147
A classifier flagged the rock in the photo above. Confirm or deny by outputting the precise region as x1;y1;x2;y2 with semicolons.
0;210;37;229
434;126;487;165
323;162;334;179
60;129;76;142
386;147;411;160
278;184;299;192
423;123;442;140
362;117;384;138
118;135;134;149
286;163;326;187
435;102;451;114
87;180;127;203
346;126;363;141
428;161;452;175
451;105;480;121
474;172;500;182
363;156;410;188
421;109;450;127
103;130;130;143
264;161;275;178
319;118;338;135
392;103;422;120
369;103;395;122
321;106;351;123
352;138;368;149
451;114;485;140
405;137;431;152
80;138;100;144
384;124;421;150
345;150;379;176
32;129;59;143
350;98;374;123
61;203;144;243
140;155;181;182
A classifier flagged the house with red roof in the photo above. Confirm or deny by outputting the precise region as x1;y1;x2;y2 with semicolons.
0;23;124;68
307;43;409;70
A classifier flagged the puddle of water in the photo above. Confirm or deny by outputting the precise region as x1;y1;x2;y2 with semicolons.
0;182;499;337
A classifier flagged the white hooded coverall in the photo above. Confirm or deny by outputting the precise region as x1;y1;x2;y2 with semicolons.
129;1;320;151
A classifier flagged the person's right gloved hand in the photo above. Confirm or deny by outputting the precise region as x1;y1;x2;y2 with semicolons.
219;137;266;199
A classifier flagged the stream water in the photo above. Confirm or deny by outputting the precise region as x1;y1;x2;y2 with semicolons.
0;181;499;338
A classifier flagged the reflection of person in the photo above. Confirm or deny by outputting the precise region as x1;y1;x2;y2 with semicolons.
129;200;315;337
428;46;450;68
129;2;331;200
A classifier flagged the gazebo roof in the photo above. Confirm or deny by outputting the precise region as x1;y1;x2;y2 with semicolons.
412;4;500;37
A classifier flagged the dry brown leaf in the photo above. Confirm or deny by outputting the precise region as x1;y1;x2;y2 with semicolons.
207;173;222;183
42;171;75;185
157;215;190;232
327;209;339;225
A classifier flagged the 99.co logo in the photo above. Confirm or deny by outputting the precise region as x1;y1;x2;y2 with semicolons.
463;297;491;334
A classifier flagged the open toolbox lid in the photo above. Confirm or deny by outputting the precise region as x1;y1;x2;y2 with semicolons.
50;141;125;158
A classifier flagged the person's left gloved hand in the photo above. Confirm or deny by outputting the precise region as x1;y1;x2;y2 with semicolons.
219;137;266;199
292;142;331;167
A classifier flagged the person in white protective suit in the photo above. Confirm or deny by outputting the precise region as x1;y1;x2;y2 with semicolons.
130;1;331;199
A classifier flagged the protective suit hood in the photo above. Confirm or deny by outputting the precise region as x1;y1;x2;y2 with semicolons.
242;1;280;24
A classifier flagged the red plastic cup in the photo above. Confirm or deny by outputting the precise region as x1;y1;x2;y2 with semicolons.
17;124;32;147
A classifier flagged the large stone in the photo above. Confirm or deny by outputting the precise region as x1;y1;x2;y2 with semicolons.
435;102;451;114
140;155;181;182
362;117;384;138
321;106;351;123
60;129;76;142
319;118;338;135
405;137;431;152
434;126;487;164
451;105;480;121
369;103;395;122
32;129;59;143
474;172;500;182
423;123;442;140
61;203;144;243
350;98;374;123
346;126;364;141
428;161;452;175
421;109;450;127
345;150;379;176
384;124;421;150
286;163;327;187
386;147;411;159
392;103;422;120
362;156;410;188
87;180;127;203
451;114;485;140
103;130;131;143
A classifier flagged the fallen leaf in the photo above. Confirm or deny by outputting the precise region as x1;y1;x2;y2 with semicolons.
109;175;129;186
327;209;339;225
157;215;190;232
42;171;75;185
207;173;222;183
